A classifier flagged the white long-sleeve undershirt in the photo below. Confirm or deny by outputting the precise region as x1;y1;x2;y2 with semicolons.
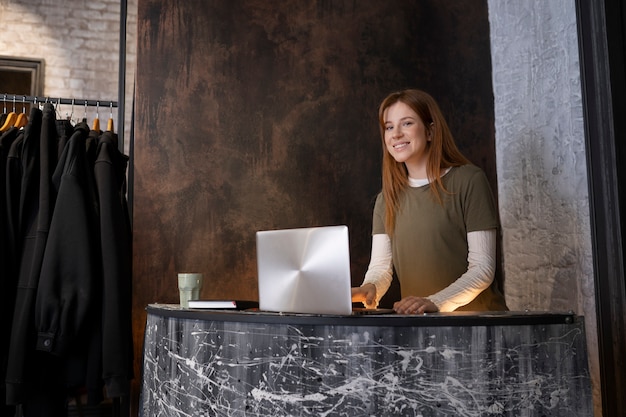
361;229;496;311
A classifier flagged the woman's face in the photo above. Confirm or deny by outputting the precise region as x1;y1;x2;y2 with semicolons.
383;101;430;178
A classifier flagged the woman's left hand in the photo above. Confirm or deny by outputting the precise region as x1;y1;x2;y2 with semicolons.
393;296;439;314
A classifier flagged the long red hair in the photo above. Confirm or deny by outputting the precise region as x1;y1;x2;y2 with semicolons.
379;89;470;235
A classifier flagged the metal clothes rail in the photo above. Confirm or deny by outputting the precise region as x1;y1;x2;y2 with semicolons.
1;94;117;108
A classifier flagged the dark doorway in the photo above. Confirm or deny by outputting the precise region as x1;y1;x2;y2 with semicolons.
0;56;44;114
576;0;626;415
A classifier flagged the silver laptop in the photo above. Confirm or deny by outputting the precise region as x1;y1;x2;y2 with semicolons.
256;225;354;315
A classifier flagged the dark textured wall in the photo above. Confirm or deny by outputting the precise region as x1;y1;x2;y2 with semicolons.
132;0;495;405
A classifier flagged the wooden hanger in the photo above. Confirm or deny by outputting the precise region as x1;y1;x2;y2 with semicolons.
106;102;114;132
13;112;27;129
92;101;100;131
0;96;18;132
0;113;15;131
13;97;28;129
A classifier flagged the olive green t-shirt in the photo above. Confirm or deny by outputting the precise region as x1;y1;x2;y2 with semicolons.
373;164;507;311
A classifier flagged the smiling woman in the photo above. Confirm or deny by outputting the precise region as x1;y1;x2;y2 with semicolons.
351;89;508;314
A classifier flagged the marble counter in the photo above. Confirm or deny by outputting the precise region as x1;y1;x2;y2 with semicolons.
140;305;592;416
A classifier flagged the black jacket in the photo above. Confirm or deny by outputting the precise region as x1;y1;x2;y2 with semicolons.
94;131;133;398
34;121;105;405
1;126;20;412
35;121;96;356
5;105;46;404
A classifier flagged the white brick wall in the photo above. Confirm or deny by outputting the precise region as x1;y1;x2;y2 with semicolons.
0;0;137;154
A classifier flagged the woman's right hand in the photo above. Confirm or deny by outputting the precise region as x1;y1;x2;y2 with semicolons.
351;283;377;309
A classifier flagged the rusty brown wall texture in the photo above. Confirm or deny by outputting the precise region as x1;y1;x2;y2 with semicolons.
132;0;494;403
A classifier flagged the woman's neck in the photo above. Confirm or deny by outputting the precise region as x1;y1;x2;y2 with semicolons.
407;167;453;187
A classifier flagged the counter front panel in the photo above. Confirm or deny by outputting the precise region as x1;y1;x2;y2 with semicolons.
140;305;592;416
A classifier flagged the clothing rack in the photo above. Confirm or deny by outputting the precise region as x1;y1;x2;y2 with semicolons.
1;93;117;108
